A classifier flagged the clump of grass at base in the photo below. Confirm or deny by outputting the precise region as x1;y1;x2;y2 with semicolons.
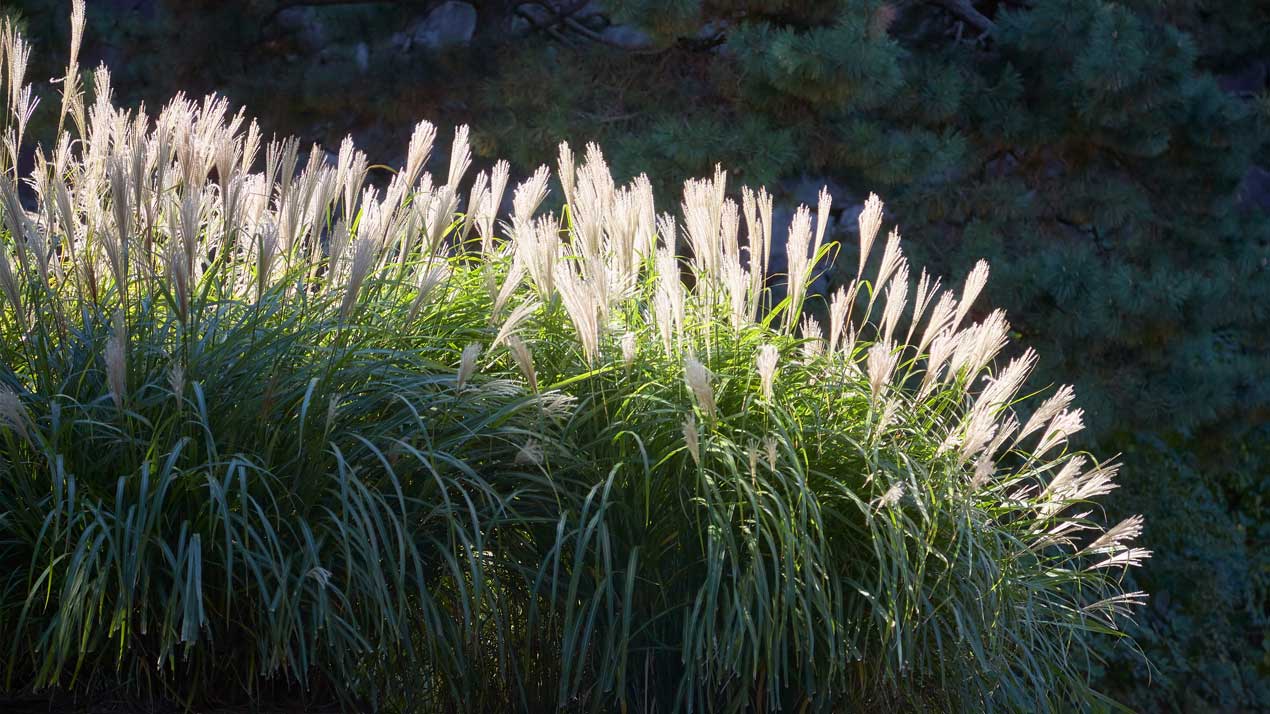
0;4;1148;712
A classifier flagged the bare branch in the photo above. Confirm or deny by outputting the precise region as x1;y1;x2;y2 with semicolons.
929;0;995;33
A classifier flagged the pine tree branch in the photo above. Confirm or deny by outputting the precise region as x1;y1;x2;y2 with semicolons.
928;0;995;33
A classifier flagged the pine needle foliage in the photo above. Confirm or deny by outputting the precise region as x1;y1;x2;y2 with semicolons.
0;6;1147;712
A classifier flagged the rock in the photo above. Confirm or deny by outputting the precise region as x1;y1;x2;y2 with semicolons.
780;174;854;210
412;1;478;51
599;23;653;50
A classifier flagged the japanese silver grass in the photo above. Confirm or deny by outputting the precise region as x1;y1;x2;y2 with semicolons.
0;12;1149;709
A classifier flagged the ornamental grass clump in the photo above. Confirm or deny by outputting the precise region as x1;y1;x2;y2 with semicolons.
0;5;1147;712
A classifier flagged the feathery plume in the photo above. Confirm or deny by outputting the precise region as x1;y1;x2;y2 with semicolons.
407;261;450;322
516;439;544;467
506;335;538;393
491;298;540;351
918;327;960;400
1085;515;1145;555
446;125;472;189
813;187;833;268
943;406;995;461
168;362;185;398
827;285;852;355
682;416;701;465
463;169;489;245
756;344;778;401
1070;462;1120;502
519;214;559;298
511;165;551;235
457;342;482;390
783;205;814;330
480;160;510;247
652;290;675;355
975;412;1020;468
255;221;280;300
339;236;375;320
0;385;30;443
741;186;771;318
1082;591;1150;622
916;290;957;357
654;247;685;351
491;257;527;316
867;341;898;401
1017;385;1076;444
955;350;1037;458
557;142;576;208
969;456;994;491
856;193;884;278
556;264;602;365
867;230;903;317
982;350;1037;408
56;0;87;138
682;172;724;283
723;256;749;330
404;120;437;187
1035;408;1085;457
1032;510;1096;550
903;269;940;349
0;245;20;318
105;310;127;409
1087;547;1152;571
800;315;824;360
621;332;637;369
875;482;905;509
165;239;190;321
954;260;990;330
947;310;1010;383
1037;456;1120;521
1040;456;1086;505
720;197;741;266
684;356;716;421
323;393;343;434
840;325;860;366
878;263;909;344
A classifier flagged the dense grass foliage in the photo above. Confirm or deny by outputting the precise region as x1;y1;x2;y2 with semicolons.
0;7;1148;712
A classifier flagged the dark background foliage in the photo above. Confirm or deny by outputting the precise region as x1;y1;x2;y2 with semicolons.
4;0;1267;710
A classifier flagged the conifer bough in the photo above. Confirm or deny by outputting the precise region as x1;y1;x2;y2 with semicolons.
0;4;1147;712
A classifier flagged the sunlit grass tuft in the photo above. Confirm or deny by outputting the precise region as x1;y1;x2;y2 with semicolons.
0;4;1147;712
